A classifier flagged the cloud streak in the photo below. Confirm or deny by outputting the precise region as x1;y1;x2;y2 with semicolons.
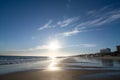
80;44;96;47
38;7;120;37
56;29;79;36
38;20;53;30
65;43;96;48
57;8;120;37
57;17;79;27
76;9;120;29
28;45;49;51
56;27;101;37
38;17;79;30
9;45;51;52
8;43;96;52
31;43;96;51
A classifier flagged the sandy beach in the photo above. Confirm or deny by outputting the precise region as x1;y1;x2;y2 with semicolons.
0;69;120;80
0;56;120;80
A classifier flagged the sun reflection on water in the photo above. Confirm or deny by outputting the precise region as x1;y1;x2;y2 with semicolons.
47;56;61;71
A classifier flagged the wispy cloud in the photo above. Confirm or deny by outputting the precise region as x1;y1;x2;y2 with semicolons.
57;17;79;27
38;20;53;30
96;13;120;26
7;43;96;52
28;45;49;51
80;44;96;47
87;8;120;26
65;43;96;48
76;18;104;28
77;10;120;28
57;8;120;37
6;49;27;52
9;45;50;52
38;17;79;30
56;27;101;37
38;7;120;37
56;29;79;36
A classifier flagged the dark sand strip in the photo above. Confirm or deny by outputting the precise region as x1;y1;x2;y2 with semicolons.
0;69;120;80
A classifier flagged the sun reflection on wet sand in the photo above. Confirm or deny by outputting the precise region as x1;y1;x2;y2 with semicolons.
47;56;61;71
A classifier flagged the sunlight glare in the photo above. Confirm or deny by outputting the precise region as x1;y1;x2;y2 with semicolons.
50;56;56;61
47;56;60;71
48;40;61;51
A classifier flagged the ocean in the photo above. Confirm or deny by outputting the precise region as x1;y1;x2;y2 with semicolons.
0;56;120;75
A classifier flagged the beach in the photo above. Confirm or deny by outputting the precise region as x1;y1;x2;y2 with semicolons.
0;56;120;80
0;69;120;80
1;0;120;80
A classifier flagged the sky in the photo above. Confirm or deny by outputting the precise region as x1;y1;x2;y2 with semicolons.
0;0;120;56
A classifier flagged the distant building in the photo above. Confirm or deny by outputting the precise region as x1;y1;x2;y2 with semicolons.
100;48;111;54
117;45;120;53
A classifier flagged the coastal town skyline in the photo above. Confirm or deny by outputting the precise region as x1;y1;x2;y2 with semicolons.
0;0;120;56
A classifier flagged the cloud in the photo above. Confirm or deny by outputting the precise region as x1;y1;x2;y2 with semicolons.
8;43;96;52
28;45;49;51
56;18;102;37
38;20;53;30
38;17;79;31
65;43;96;48
56;27;101;37
28;40;61;51
38;7;120;37
60;8;120;37
6;49;27;52
80;44;96;47
87;10;96;15
77;10;120;29
6;46;49;52
96;13;120;26
8;45;50;52
57;17;79;27
56;29;79;36
86;8;120;26
76;17;104;28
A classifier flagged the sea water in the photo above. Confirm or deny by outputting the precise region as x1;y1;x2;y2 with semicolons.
0;56;120;75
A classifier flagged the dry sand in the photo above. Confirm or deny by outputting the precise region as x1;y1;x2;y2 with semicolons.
0;69;120;80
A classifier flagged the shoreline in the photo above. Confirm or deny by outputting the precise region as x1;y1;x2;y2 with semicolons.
0;69;120;80
75;56;120;59
94;56;120;59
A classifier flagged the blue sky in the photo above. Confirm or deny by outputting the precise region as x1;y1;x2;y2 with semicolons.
0;0;120;56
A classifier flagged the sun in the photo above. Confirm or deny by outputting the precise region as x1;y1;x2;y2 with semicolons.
48;40;61;51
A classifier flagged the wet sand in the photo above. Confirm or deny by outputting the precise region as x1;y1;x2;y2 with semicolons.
0;69;120;80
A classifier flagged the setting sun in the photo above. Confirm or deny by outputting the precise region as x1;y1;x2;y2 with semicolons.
48;40;61;51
